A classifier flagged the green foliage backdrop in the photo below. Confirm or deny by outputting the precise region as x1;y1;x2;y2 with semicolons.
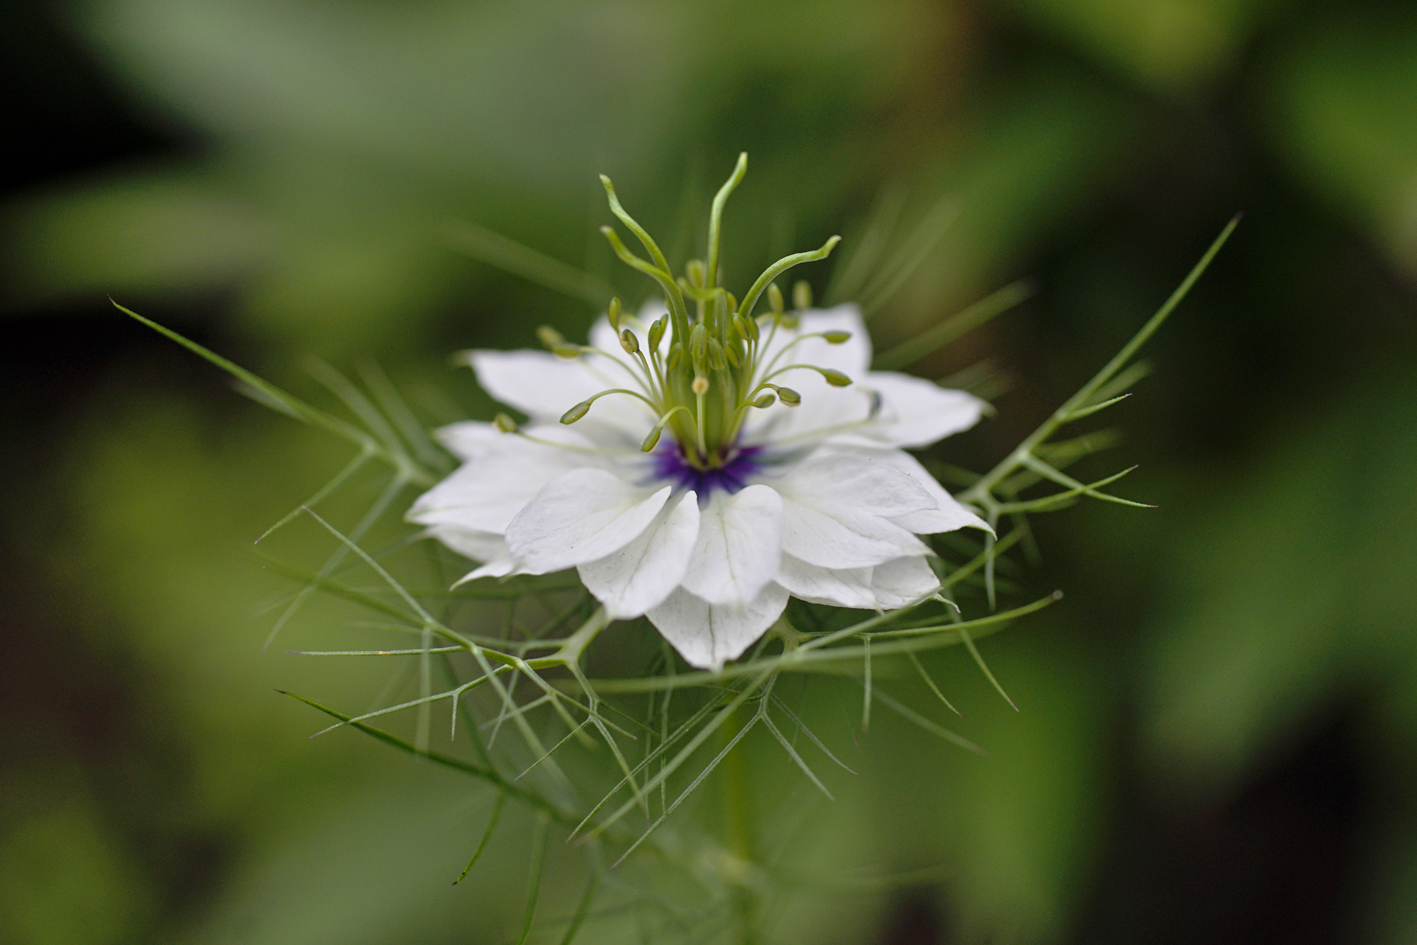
3;1;1416;942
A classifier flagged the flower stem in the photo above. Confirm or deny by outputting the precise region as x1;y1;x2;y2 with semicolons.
718;708;759;943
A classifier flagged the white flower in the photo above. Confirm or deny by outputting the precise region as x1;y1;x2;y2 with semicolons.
410;301;988;670
412;156;989;669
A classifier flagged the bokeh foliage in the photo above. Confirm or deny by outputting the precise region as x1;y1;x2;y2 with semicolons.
3;0;1416;942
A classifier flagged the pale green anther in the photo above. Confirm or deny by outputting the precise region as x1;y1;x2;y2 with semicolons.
793;280;812;311
648;316;666;352
725;343;742;368
690;323;708;374
768;283;784;313
493;412;519;433
712;292;727;327
822;369;852;387
739;313;759;341
781;312;800;329
707;337;726;371
640;426;662;452
725;292;738;317
823;330;852;344
552;343;581;359
774;385;801;406
561;401;591;424
607;297;623;332
536;325;565;349
752;392;776;408
687;259;706;289
620;329;639;355
666;344;683;371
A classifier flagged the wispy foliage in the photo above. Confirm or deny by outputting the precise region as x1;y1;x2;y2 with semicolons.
115;209;1234;943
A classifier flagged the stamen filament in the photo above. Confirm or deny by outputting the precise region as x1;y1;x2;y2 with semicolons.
630;348;662;402
561;388;661;426
758;331;853;379
513;431;642;456
760;364;854;387
578;346;658;397
641;405;693;453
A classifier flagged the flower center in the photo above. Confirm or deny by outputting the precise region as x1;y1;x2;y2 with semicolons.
653;443;763;498
551;153;856;469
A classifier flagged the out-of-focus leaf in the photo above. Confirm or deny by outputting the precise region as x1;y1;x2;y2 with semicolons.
3;0;962;352
931;626;1110;943
790;621;1112;944
869;69;1136;355
0;785;158;945
1;166;271;305
1142;373;1417;798
997;0;1284;94
79;0;946;193
28;386;406;827
172;774;536;945
1266;18;1417;276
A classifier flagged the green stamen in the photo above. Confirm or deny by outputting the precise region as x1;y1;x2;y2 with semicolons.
563;155;855;468
560;387;659;424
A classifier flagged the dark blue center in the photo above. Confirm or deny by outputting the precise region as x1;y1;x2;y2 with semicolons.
653;445;763;498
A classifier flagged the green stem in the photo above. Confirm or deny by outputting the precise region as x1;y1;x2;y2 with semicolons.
553;607;610;665
718;708;758;943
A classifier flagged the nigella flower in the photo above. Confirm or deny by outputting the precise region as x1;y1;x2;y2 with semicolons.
410;156;989;670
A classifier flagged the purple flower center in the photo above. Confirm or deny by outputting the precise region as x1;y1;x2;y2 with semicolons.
653;445;763;499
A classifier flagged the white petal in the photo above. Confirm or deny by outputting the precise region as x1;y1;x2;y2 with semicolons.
771;451;933;568
466;348;655;442
408;427;593;534
833;372;985;449
433;421;503;461
774;554;878;609
647;583;790;671
505;468;670;574
855;448;991;535
422;524;506;562
578;491;701;618
679;485;784;606
466;349;603;420
456;549;518;585
870;556;941;609
780;499;924;569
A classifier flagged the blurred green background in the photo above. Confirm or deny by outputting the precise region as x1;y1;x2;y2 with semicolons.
3;0;1416;942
